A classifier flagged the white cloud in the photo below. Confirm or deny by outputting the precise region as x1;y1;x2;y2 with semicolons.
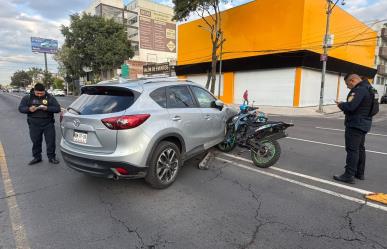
0;0;80;84
1;0;386;84
346;1;387;22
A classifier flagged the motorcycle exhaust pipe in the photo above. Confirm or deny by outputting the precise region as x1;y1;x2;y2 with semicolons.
258;131;287;142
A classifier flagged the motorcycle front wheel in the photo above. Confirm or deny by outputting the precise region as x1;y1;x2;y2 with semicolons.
251;140;281;168
217;128;237;153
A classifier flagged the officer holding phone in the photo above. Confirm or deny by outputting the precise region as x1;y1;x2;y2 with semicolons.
18;83;61;165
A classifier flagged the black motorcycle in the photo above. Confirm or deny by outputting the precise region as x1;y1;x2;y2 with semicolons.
218;100;293;168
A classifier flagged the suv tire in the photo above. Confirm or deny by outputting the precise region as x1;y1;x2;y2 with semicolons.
145;141;181;189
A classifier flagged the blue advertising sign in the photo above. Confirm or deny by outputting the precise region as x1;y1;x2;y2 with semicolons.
31;37;58;54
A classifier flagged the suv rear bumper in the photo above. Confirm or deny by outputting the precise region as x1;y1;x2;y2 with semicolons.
61;151;147;179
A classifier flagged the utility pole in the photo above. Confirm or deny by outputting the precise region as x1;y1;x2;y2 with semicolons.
218;31;223;99
318;0;345;113
44;52;48;72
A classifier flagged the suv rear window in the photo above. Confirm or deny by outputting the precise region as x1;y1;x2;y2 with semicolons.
69;86;137;115
150;87;167;108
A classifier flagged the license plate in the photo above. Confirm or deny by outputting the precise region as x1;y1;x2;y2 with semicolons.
73;131;87;144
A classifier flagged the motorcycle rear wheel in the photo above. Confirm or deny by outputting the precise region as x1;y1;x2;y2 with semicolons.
251;140;281;168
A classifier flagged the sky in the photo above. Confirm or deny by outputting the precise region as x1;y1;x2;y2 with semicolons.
0;0;386;84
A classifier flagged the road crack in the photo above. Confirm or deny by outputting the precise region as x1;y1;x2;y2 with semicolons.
205;159;387;249
0;183;61;200
207;164;228;182
343;201;387;249
98;191;146;249
147;233;175;249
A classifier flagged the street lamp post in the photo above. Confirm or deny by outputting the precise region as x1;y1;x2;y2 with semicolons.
318;0;345;113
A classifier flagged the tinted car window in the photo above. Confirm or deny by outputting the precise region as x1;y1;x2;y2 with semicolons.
150;87;167;108
167;86;196;108
191;86;216;108
69;86;136;115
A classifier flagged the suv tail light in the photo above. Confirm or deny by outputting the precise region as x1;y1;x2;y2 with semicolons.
102;114;150;130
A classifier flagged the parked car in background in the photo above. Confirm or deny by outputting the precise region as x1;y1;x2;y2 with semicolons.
9;88;19;93
53;89;65;96
381;93;387;104
60;78;237;189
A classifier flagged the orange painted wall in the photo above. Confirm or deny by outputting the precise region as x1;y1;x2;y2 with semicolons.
177;0;376;68
302;0;376;67
293;68;302;107
220;72;234;104
178;0;305;65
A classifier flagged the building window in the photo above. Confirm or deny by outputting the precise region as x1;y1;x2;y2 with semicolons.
376;76;382;85
128;32;138;39
129;17;138;25
101;5;124;24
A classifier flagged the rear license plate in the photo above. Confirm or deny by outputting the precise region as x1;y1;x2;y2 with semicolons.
73;131;88;144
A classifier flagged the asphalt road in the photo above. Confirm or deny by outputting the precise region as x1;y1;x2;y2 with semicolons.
0;91;386;249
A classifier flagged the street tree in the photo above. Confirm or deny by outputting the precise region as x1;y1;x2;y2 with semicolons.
42;71;53;88
173;0;227;94
27;67;43;82
53;78;64;89
58;13;134;82
11;70;32;87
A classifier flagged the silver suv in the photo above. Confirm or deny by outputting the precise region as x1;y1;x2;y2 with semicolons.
60;78;236;188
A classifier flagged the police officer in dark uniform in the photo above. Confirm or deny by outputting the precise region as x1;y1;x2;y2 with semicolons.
334;73;373;183
18;83;61;165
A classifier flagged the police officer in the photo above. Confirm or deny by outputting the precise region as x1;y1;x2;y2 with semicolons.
334;73;373;183
18;83;61;165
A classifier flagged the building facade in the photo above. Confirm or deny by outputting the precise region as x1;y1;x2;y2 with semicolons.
85;0;177;79
176;0;377;107
374;22;387;95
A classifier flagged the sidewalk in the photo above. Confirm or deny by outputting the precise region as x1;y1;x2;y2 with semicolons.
230;104;342;117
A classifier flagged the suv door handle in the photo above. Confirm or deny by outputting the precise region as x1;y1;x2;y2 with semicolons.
172;116;181;121
205;115;211;120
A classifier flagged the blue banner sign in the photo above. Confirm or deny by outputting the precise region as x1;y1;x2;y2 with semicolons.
31;37;58;54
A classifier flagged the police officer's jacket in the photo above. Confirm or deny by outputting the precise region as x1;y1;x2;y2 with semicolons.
18;90;61;120
338;80;373;133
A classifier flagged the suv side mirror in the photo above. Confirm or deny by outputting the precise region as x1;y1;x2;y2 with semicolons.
212;100;224;111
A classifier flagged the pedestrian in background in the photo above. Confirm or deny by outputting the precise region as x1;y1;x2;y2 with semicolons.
334;73;374;183
18;83;61;165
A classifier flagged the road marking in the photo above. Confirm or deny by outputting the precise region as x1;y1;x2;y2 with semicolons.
0;143;30;249
286;137;387;155
215;157;387;212
220;153;372;195
316;126;387;137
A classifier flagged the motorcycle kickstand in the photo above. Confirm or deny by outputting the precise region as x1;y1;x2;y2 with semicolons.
198;150;215;170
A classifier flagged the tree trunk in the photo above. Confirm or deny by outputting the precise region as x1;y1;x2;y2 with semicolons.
205;69;211;89
210;42;218;94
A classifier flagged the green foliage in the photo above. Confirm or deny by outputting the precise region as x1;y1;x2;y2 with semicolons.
11;70;32;87
53;78;64;89
173;0;218;21
42;72;53;87
57;13;134;80
27;67;43;79
173;0;227;94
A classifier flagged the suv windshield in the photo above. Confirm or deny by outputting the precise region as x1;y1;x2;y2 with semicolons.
69;86;137;115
